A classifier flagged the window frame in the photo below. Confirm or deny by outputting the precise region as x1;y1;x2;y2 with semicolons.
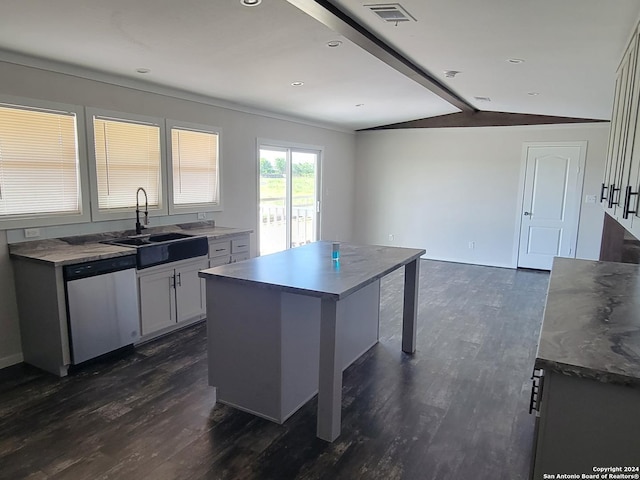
0;95;90;229
86;107;168;222
166;119;223;215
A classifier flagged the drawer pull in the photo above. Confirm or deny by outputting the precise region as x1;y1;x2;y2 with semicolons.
623;185;638;219
215;248;226;252
608;183;620;208
600;183;608;202
529;368;544;414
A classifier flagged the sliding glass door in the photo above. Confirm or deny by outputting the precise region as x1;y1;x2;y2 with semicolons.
258;144;320;255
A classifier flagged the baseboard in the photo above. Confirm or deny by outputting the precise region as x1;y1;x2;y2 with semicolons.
423;256;516;270
0;352;24;370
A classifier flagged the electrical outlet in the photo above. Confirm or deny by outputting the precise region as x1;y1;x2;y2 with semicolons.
468;241;475;249
585;195;597;204
24;228;40;238
388;234;394;241
197;212;207;220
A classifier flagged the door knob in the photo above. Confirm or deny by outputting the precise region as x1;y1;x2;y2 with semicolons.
524;212;531;216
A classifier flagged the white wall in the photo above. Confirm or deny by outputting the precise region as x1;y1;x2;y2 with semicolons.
354;123;608;268
0;61;356;368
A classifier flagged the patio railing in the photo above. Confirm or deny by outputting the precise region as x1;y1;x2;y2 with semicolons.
259;201;316;255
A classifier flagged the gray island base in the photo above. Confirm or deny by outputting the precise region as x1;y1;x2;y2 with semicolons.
199;241;425;441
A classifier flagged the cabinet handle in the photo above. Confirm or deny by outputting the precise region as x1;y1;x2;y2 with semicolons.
623;185;639;219
608;184;620;208
176;272;182;287
529;368;545;414
524;211;531;216
170;275;175;289
215;248;225;252
600;183;608;202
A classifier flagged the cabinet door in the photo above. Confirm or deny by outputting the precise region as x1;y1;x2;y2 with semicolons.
175;258;208;323
139;268;176;335
616;33;640;223
606;41;636;217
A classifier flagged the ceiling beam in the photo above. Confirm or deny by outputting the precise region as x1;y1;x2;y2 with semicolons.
361;111;608;130
286;0;475;113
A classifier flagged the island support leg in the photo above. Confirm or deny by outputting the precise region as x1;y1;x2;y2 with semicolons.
402;259;420;354
317;298;342;442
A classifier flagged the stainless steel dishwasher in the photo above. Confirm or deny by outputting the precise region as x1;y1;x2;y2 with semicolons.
63;255;140;364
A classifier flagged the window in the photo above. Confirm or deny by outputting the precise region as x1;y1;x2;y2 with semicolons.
258;140;321;255
87;109;165;220
0;103;81;220
167;120;221;213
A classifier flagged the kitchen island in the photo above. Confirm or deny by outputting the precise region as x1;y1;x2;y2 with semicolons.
199;241;425;441
531;258;640;478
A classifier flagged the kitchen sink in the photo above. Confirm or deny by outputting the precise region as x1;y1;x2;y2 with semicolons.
148;232;194;242
105;233;208;269
110;237;151;246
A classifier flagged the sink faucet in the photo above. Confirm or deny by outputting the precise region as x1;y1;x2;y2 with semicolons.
135;187;148;235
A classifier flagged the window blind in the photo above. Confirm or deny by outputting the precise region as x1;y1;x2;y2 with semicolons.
0;104;80;217
93;116;161;210
171;128;219;205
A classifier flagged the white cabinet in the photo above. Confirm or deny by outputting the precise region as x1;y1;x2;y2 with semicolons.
175;260;207;322
603;23;640;228
209;234;251;266
231;237;250;263
138;256;208;336
139;233;251;338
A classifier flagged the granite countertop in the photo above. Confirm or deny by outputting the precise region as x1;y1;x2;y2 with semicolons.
535;257;640;387
9;223;252;266
199;241;425;300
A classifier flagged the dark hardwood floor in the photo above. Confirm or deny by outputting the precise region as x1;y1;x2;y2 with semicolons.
0;260;549;480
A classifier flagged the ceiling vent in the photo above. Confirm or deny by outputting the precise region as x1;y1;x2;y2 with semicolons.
365;3;417;24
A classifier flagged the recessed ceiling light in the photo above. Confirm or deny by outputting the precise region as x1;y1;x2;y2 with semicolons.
291;81;304;87
240;0;261;6
508;58;525;64
528;92;540;96
136;68;150;74
327;40;343;48
355;104;364;107
444;70;461;78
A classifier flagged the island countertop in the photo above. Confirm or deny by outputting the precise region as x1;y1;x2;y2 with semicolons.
199;241;425;300
535;257;640;387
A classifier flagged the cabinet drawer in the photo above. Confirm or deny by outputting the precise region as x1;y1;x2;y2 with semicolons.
231;237;249;254
231;252;250;263
209;240;231;258
209;255;230;268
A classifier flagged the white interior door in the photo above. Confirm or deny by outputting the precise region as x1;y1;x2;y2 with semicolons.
517;144;585;270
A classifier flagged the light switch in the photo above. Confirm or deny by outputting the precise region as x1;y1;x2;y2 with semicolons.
585;195;597;204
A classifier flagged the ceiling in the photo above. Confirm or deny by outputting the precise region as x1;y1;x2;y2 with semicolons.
0;0;638;131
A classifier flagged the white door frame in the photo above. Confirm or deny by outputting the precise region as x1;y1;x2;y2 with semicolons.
512;141;587;268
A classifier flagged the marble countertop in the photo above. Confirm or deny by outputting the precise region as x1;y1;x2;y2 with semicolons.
535;257;640;387
199;241;425;300
9;223;252;267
